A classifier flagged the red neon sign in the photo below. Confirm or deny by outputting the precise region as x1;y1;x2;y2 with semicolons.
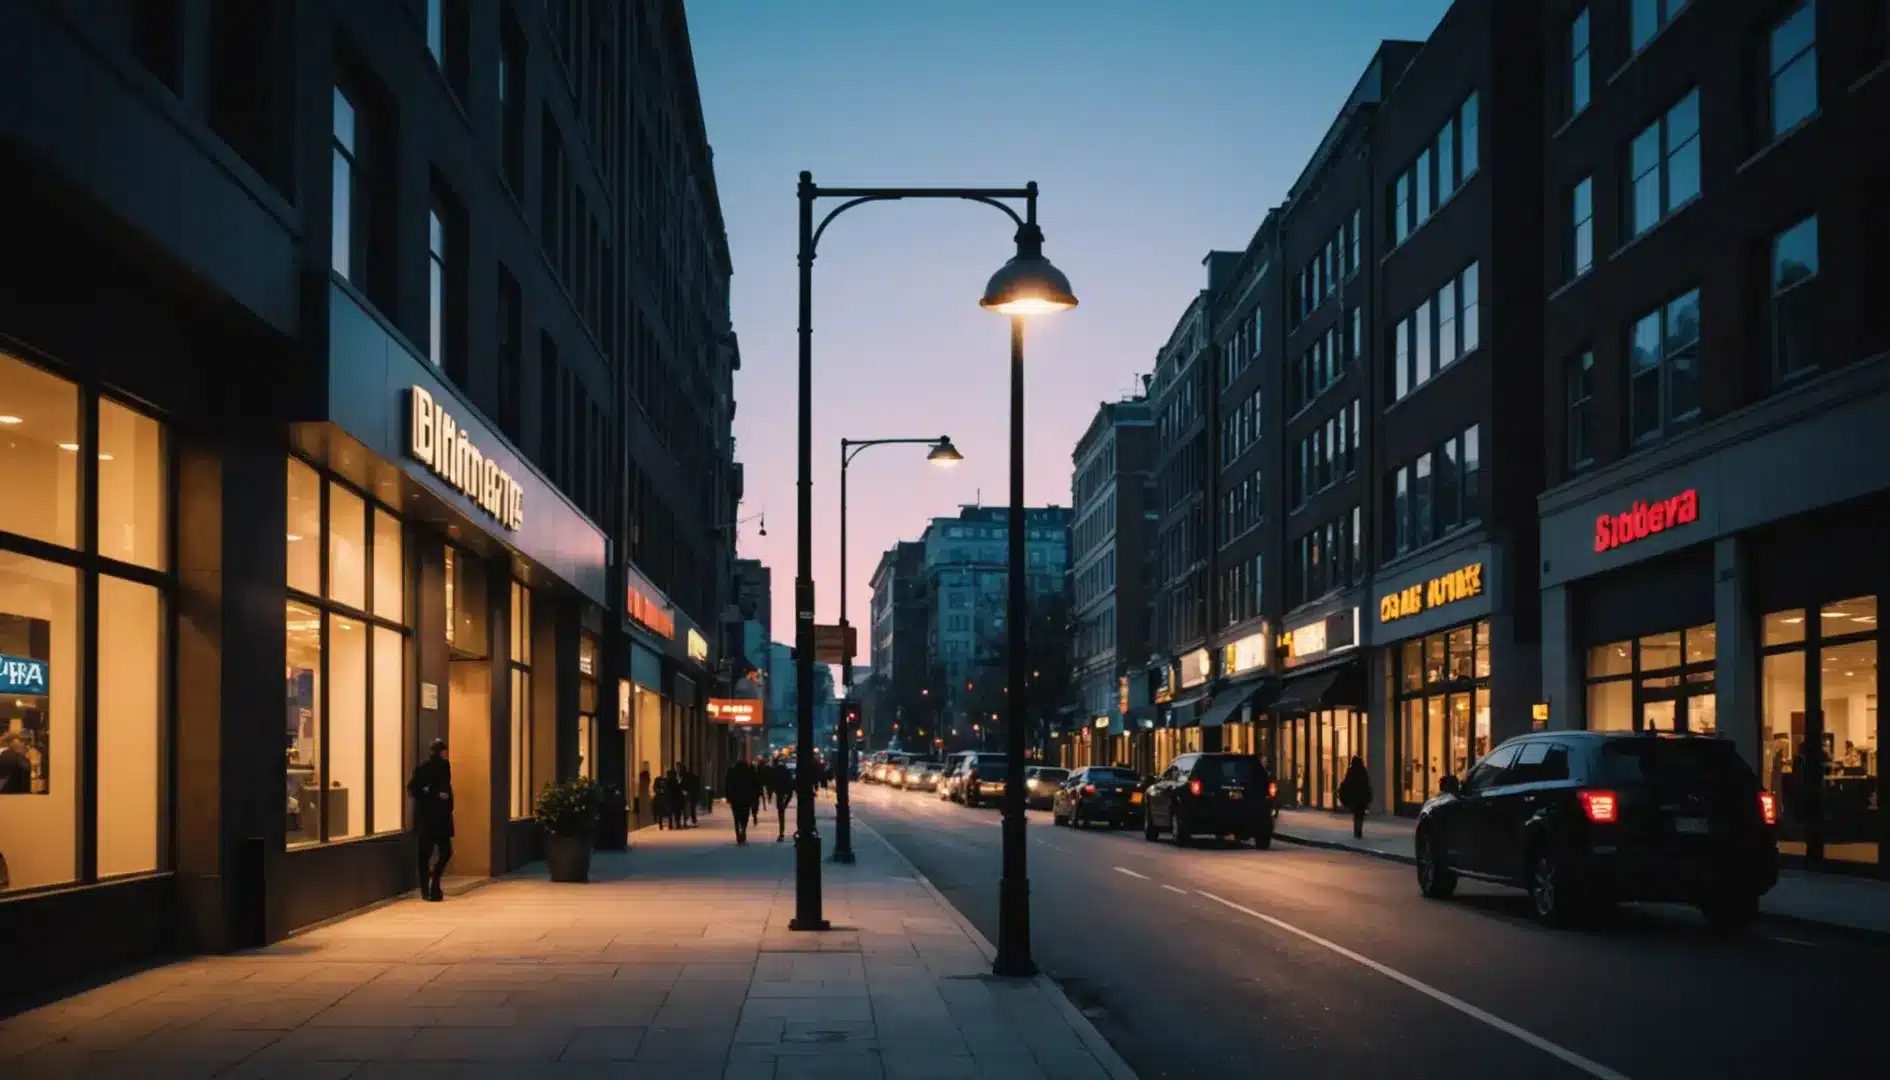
1594;488;1699;553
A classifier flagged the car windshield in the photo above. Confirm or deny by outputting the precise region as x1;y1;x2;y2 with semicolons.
1601;738;1757;796
1089;768;1137;783
973;754;1009;777
1196;757;1259;783
1034;769;1069;782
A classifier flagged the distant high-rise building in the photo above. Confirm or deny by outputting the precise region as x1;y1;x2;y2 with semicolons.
867;541;929;750
1069;396;1156;751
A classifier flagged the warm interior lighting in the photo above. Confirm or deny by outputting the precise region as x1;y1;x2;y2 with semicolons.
286;534;303;542
0;415;20;425
1578;789;1619;824
1758;791;1778;826
57;442;79;452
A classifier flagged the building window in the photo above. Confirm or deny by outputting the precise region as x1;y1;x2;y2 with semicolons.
1566;351;1596;471
1569;8;1591;117
285;457;409;847
509;581;533;820
1390;262;1479;403
0;352;173;894
497;267;523;442
1459;91;1479;181
1627;288;1702;443
499;12;526;193
1630;0;1685;54
1768;4;1817;140
1586;624;1716;735
331;86;361;284
1771;215;1819;382
1384;425;1481;560
1760;597;1878;866
428;202;449;371
428;0;469;101
1569;176;1594;279
1395;619;1493;807
1627;89;1701;238
1349;207;1361;275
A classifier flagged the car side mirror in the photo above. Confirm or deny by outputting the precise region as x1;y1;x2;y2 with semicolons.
1439;774;1462;797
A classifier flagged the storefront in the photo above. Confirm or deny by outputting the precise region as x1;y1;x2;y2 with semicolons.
1374;546;1502;813
1540;362;1890;875
1208;625;1274;761
1271;607;1365;810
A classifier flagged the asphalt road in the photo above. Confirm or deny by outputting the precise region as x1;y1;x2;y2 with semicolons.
848;781;1885;1080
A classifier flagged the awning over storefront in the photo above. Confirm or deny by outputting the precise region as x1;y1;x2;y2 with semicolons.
1273;662;1364;713
1201;679;1277;728
1167;694;1207;727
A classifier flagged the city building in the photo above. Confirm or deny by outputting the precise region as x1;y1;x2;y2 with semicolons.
920;505;1071;752
0;0;737;998
1534;0;1890;876
1067;394;1156;767
867;541;929;750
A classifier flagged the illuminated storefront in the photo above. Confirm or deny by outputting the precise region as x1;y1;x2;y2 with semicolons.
1270;608;1364;810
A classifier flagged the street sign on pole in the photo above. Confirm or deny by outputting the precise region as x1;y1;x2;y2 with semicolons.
812;623;856;665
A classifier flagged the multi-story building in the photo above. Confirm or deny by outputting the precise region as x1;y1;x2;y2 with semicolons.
920;505;1071;750
0;0;737;997
1068;395;1156;766
1533;0;1890;877
867;541;929;750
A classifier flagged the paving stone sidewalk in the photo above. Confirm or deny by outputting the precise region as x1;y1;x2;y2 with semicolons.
0;801;1133;1080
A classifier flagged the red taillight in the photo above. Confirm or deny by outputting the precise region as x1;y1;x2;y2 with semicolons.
1578;789;1619;824
966;770;978;785
1189;779;1203;796
1758;791;1778;826
1082;783;1097;795
1267;781;1278;799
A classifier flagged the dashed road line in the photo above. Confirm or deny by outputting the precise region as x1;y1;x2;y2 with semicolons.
1161;884;1187;894
1114;866;1150;881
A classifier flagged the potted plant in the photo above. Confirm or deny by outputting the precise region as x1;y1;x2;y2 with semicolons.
534;776;602;883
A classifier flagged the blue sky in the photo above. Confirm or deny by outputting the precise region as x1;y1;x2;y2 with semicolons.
686;0;1453;643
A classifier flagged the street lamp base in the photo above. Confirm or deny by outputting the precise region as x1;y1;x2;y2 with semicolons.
829;849;856;864
992;875;1035;978
789;918;832;931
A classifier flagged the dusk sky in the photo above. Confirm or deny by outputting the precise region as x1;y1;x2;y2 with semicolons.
688;0;1453;649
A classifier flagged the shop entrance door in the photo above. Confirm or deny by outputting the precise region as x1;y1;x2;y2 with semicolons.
446;660;493;877
1637;680;1716;735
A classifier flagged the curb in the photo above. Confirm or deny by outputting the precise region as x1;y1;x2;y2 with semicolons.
1274;830;1418;866
851;815;1142;1080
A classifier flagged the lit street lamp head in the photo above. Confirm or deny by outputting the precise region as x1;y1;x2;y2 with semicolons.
980;222;1077;316
927;437;964;465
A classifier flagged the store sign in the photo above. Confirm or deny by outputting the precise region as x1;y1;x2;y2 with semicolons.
1280;608;1359;667
0;654;47;695
687;629;709;664
1221;629;1270;677
1380;562;1485;623
1118;676;1129;716
1593;488;1699;553
707;699;763;726
408;386;524;531
1179;649;1211;688
625;567;675;638
1154;665;1176;704
1094;717;1110;729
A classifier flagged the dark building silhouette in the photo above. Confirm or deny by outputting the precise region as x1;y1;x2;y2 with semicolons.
0;0;740;999
867;541;929;751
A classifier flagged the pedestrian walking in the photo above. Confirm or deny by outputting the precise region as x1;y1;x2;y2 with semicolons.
1338;755;1373;839
769;761;794;842
724;758;757;845
407;738;454;901
664;766;686;830
652;770;671;830
681;766;701;826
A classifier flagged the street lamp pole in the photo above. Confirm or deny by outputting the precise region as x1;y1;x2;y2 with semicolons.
835;435;962;865
794;172;1074;943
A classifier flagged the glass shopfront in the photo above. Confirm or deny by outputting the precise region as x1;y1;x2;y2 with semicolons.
576;634;598;780
284;457;409;847
1277;708;1366;809
1394;619;1492;809
1760;596;1879;867
0;351;170;895
1584;623;1716;735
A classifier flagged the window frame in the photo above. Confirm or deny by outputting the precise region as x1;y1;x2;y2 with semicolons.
1626;89;1701;239
1770;214;1820;383
1626;288;1703;445
1568;7;1592;118
1566;350;1596;471
1766;3;1818;142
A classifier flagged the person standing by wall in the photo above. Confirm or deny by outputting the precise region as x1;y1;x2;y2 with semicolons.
1338;756;1373;840
681;765;702;827
407;739;454;902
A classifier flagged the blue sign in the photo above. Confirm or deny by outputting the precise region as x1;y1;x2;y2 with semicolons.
0;654;48;696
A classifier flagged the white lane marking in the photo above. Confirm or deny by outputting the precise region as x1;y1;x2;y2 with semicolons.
1162;884;1187;894
1767;935;1818;948
1195;889;1632;1080
1114;866;1150;881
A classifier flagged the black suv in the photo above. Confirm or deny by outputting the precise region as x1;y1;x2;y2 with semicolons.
1415;732;1779;930
1142;753;1275;848
1051;765;1141;827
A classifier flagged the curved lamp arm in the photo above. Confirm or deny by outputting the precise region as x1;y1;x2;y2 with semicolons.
811;188;1032;260
841;435;955;469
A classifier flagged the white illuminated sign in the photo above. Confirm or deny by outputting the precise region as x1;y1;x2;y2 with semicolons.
687;629;709;664
409;386;524;531
1179;648;1211;688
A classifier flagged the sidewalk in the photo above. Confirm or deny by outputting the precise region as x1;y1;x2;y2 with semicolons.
1275;806;1890;936
0;802;1132;1080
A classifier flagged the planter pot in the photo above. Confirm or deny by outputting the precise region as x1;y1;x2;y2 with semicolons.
545;833;594;883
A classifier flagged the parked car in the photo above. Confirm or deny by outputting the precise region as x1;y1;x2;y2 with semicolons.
1414;731;1778;930
1051;765;1142;827
1024;766;1070;810
942;752;1011;807
1142;753;1274;848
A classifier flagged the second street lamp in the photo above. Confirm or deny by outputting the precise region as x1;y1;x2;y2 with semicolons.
834;434;961;864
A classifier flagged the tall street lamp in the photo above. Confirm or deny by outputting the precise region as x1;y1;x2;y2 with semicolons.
833;434;962;864
794;173;1075;943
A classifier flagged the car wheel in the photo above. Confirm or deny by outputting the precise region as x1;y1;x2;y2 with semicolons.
1143;812;1159;842
1415;831;1457;899
1173;808;1193;847
1529;850;1579;927
1254;830;1272;850
1699;893;1760;935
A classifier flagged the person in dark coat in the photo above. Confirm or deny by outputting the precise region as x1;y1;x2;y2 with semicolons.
0;732;34;794
724;758;757;845
651;770;671;830
664;766;686;830
681;766;701;826
407;738;455;901
769;761;794;842
1338;756;1373;839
